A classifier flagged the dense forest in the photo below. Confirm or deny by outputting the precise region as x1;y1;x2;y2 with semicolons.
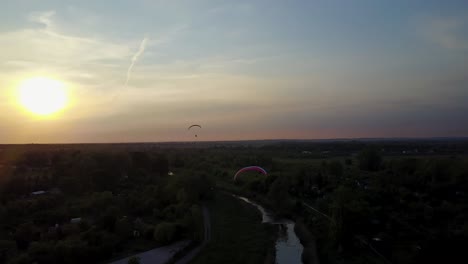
0;147;210;264
0;140;467;263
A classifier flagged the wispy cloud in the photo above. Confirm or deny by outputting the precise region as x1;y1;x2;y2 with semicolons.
0;11;132;67
28;10;55;29
423;16;468;49
125;36;148;86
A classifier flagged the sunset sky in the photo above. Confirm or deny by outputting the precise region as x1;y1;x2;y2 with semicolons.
1;0;467;143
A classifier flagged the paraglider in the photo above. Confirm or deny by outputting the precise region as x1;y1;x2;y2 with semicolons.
233;166;267;180
188;124;201;138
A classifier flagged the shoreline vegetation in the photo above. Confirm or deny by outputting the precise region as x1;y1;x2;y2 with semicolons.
189;192;276;264
1;140;467;263
294;219;319;264
218;187;321;264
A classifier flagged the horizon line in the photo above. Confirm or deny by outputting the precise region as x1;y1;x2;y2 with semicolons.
1;136;468;145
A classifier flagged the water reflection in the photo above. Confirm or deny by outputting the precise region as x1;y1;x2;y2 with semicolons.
234;195;304;264
276;222;303;264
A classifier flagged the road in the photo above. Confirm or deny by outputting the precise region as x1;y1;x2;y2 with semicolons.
109;240;190;264
174;205;211;264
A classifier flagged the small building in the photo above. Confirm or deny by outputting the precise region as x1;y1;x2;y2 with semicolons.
70;218;82;224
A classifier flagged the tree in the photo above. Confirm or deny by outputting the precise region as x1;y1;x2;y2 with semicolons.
7;253;31;264
152;154;169;176
99;206;121;231
176;189;188;204
328;186;370;250
28;241;56;264
267;176;293;212
115;218;132;239
128;256;140;264
15;222;38;250
154;222;178;244
18;152;49;168
328;160;344;177
55;239;90;264
358;147;382;171
0;240;16;263
345;158;353;166
131;152;151;170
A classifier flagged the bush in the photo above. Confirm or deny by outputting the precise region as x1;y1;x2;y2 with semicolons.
0;240;16;262
115;218;132;239
128;256;140;264
358;147;382;171
153;222;178;244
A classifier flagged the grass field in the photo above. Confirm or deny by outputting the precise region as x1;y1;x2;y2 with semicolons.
190;192;277;264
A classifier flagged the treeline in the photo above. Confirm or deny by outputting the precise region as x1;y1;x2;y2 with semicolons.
213;145;468;264
0;149;212;264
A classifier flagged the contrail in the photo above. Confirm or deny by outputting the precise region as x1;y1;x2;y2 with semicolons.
125;37;148;86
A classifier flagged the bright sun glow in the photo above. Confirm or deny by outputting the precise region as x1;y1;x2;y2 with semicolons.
18;77;68;116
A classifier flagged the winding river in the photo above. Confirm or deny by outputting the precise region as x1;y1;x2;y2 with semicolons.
234;195;304;264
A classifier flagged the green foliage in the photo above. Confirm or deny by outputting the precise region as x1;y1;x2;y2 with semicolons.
153;222;178;245
115;218;132;240
267;175;293;213
190;193;276;264
28;241;56;264
358;147;382;171
0;147;210;263
7;253;31;264
0;240;16;262
328;160;344;177
128;256;141;264
1;142;468;264
55;239;90;263
15;222;39;250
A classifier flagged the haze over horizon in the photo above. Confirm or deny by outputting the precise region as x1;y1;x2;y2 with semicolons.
1;0;468;143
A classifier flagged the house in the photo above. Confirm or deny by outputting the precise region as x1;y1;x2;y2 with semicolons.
70;218;82;224
31;190;47;196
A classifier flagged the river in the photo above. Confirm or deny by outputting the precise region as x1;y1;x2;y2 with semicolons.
234;195;304;264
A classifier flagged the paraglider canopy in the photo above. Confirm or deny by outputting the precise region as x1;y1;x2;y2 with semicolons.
188;124;201;130
233;166;268;180
188;124;201;138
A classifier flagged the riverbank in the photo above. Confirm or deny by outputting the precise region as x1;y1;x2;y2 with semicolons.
190;192;277;264
294;219;320;264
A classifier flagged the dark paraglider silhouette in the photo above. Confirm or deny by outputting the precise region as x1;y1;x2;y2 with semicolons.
188;124;201;138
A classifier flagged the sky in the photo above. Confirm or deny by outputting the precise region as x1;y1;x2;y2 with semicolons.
1;0;467;143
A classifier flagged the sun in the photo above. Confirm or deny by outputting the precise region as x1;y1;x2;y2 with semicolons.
18;77;68;116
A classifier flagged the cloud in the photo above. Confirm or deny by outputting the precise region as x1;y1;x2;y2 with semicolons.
125;36;148;86
0;11;132;67
28;10;56;29
423;16;468;49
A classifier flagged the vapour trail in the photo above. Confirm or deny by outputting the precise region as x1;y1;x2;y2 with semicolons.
125;37;148;86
